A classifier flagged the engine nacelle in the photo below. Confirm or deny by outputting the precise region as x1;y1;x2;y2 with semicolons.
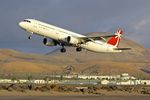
43;38;57;46
66;36;80;44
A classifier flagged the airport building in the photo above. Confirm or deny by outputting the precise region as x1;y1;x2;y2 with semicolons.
0;73;149;85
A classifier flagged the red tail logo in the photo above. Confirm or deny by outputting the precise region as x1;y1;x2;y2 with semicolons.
107;29;123;47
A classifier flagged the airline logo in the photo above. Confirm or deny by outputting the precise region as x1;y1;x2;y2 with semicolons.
107;29;123;47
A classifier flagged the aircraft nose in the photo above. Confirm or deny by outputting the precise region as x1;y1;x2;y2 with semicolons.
19;22;24;28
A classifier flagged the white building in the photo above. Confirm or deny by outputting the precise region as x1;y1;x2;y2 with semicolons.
0;79;12;83
19;79;28;83
120;73;136;80
31;80;46;84
119;80;135;85
101;80;109;85
135;80;150;85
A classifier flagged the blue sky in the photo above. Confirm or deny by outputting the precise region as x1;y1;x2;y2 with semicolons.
0;0;150;53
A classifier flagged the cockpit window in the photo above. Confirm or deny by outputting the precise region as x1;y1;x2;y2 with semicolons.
23;20;31;23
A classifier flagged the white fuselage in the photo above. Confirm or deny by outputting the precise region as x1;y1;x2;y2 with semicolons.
19;19;121;53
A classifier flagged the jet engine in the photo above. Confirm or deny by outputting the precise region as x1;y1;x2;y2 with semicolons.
65;36;80;44
43;38;57;46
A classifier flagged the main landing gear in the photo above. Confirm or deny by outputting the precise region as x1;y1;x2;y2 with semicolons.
60;47;66;53
60;43;66;53
60;47;82;53
76;47;82;52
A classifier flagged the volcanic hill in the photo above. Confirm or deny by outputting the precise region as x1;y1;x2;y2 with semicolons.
0;32;150;78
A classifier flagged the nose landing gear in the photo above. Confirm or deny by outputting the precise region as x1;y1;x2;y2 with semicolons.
27;32;33;40
28;36;32;39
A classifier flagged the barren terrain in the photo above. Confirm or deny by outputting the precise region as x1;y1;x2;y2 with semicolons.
0;33;149;78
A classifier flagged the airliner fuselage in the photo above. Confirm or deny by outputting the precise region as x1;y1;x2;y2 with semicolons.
19;19;129;53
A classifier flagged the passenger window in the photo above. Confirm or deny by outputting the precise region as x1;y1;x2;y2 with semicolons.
23;20;31;23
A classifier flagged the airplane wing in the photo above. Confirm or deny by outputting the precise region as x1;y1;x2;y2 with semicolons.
77;34;116;43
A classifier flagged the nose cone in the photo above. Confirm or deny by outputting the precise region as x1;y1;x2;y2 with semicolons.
19;22;24;28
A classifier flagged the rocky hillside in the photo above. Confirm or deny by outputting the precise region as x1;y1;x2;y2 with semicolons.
0;32;149;78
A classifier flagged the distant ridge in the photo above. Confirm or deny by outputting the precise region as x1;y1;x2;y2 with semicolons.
0;32;149;78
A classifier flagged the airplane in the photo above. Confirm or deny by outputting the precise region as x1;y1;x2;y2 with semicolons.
19;19;130;53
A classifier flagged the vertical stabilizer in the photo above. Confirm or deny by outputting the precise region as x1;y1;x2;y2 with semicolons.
107;29;123;47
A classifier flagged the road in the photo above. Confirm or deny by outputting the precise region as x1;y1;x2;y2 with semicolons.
0;96;149;100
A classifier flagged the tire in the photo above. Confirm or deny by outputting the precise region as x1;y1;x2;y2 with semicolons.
60;48;66;53
76;47;82;52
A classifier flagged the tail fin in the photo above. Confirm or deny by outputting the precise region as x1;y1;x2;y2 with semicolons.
107;29;123;47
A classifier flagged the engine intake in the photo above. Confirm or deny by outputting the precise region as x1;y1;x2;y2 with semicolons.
65;36;80;44
43;38;57;46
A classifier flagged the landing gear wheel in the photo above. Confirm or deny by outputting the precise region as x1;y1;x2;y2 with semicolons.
27;32;33;40
28;36;31;40
60;48;66;53
76;47;82;52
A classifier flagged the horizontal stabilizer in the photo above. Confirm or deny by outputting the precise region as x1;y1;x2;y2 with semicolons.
114;48;131;50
